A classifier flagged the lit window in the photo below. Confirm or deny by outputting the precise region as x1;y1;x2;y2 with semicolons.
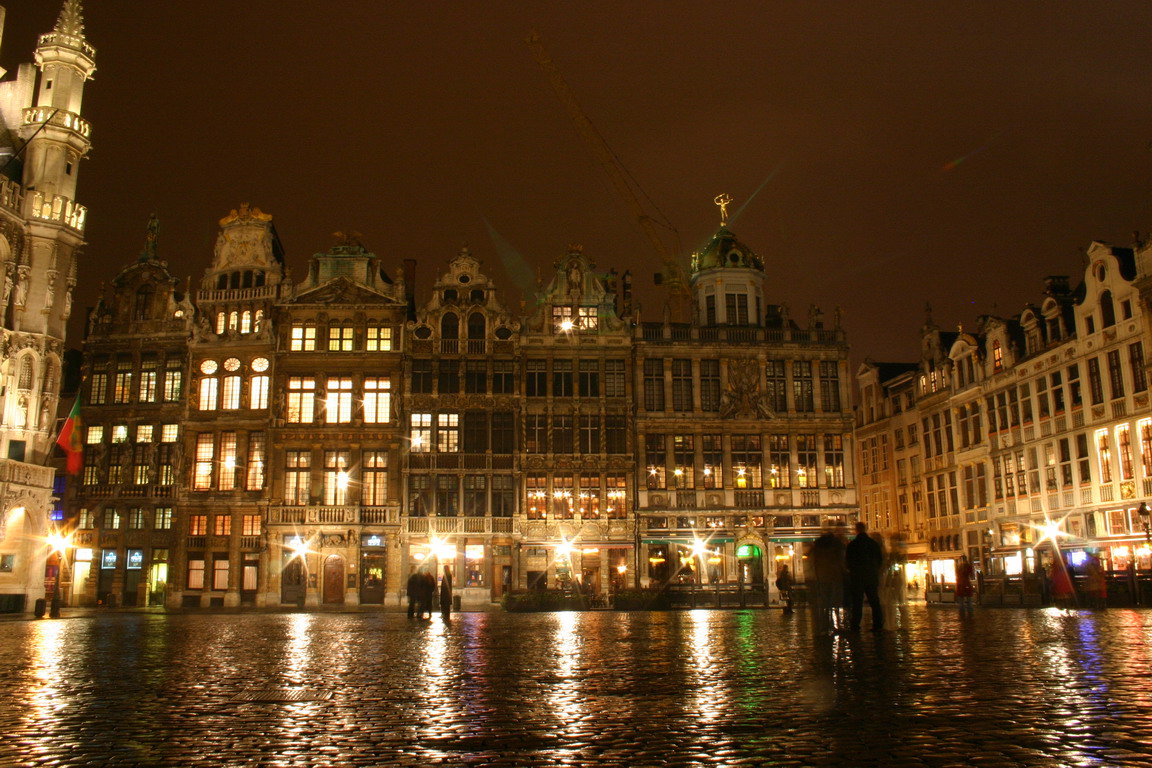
251;357;269;373
112;425;128;443
221;375;241;410
364;377;391;423
329;326;354;351
438;413;460;452
249;375;269;409
136;425;154;443
198;377;218;411
240;311;252;334
86;426;104;445
552;305;574;332
194;434;214;490
290;325;316;351
286;377;316;423
578;306;598;330
218;432;237;490
247;433;265;491
161;424;179;442
410;413;432;452
367;326;392;351
324;451;350;505
215;313;226;335
325;378;353;423
214;514;232;536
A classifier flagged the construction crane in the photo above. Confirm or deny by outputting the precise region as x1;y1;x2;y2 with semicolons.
525;30;693;321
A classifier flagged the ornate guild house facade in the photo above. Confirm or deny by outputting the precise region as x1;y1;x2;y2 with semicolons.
65;201;857;611
0;2;93;613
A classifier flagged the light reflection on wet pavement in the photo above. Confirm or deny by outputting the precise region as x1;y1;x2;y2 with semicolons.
3;607;1152;766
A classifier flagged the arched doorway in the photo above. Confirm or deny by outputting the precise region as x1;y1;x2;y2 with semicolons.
281;557;305;605
323;556;345;604
736;543;764;586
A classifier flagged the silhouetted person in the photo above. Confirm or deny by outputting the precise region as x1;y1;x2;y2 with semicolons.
809;529;846;635
955;555;976;614
846;522;884;632
420;571;437;619
776;565;794;614
440;565;454;620
406;569;421;619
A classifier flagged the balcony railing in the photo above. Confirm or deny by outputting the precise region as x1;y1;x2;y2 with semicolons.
29;191;86;233
268;505;399;525
406;516;514;535
23;106;91;138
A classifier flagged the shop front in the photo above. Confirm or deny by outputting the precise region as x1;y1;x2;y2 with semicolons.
359;533;387;605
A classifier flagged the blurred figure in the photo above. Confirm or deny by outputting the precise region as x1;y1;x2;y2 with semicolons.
955;555;976;614
809;529;846;635
1049;558;1075;609
846;522;884;632
420;570;437;619
1084;553;1107;610
440;565;454;620
406;568;421;619
776;564;794;614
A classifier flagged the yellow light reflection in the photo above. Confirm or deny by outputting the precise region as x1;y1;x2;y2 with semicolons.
687;610;725;722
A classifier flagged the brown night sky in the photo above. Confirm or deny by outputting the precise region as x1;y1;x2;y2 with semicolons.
4;1;1152;362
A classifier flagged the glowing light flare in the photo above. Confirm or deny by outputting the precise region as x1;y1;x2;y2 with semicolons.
45;531;72;555
337;470;349;490
1032;517;1070;544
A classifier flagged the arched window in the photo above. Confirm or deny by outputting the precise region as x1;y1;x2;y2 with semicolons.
467;312;486;340
255;271;266;287
240;310;252;334
134;284;154;321
1100;290;1116;328
440;313;459;339
242;271;253;289
215;312;226;335
217;274;228;290
229;311;239;331
43;360;57;393
229;272;241;289
254;309;264;333
992;340;1003;372
471;289;485;303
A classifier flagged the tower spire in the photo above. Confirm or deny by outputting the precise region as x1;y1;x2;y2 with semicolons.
54;0;85;38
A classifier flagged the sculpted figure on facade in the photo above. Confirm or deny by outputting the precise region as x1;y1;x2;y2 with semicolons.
13;265;29;308
719;358;772;419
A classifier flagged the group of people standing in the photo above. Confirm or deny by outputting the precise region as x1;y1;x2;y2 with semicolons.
406;565;454;620
806;522;896;634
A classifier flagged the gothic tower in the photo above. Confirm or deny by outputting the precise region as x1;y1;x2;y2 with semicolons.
0;1;94;612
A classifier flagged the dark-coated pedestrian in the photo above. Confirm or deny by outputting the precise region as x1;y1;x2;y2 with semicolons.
775;565;794;614
406;569;421;619
846;521;885;632
440;565;454;620
420;570;437;619
809;529;846;635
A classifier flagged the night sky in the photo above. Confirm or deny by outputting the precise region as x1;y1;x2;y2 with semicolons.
5;2;1152;362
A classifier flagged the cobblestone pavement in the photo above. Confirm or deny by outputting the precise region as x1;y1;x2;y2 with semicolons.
3;607;1152;767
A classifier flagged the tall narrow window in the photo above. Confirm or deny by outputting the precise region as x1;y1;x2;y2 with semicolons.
438;359;460;394
194;434;214;490
408;475;432;517
1087;358;1104;405
792;361;814;412
1130;342;1148;392
90;371;109;405
579;361;600;398
1118;424;1135;481
796;435;818;488
325;377;353;423
605;359;626;398
1107;350;1125;400
702;435;723;488
553;414;575;454
246;433;265;491
526;473;547;519
645;433;667;489
672;434;694;488
411;359;433;394
769;435;790;488
221;374;241;410
492;361;514;394
700;360;720;412
284;451;311;505
819;361;841;412
436;475;459;516
218;432;237;491
491;412;514;454
410;413;432;452
463;411;488;453
579;415;600;454
731;435;763;488
464;475;487;517
114;361;133;403
1096;429;1113;484
437;413;460;452
553;361;573;397
323;451;350;505
606;473;627;518
671;359;693;412
525;413;547;454
725;292;749;324
823;434;845;488
363;451;388;506
1141;420;1152;479
286;377;316;423
525;360;547;397
139;358;158;403
643;358;665;411
492;476;514;517
765;361;787;411
364;377;391;423
163;359;183;402
198;376;218;411
249;373;269;410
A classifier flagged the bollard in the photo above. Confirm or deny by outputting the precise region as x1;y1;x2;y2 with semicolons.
33;598;46;618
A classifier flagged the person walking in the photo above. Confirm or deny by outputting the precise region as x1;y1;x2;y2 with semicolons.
1084;553;1107;609
955;555;976;614
406;568;421;619
439;565;454;620
845;522;884;633
809;529;846;635
775;564;794;614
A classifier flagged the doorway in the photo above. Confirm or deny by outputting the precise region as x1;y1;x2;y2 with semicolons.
281;557;305;605
360;553;385;604
323;556;345;604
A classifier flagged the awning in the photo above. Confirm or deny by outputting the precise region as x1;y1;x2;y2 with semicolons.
642;537;735;545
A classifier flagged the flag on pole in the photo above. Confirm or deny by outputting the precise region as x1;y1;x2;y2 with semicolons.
56;397;82;474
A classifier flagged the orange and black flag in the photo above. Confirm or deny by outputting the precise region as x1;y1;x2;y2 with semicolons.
56;397;83;474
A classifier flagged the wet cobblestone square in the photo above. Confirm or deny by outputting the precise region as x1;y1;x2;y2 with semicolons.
3;607;1152;766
